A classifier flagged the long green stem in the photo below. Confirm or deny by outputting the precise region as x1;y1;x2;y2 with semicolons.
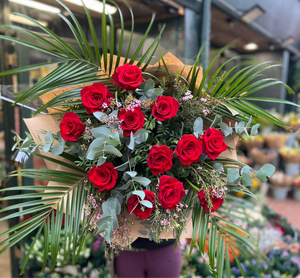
185;178;200;192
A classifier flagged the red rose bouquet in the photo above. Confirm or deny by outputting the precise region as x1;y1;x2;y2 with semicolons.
0;1;297;277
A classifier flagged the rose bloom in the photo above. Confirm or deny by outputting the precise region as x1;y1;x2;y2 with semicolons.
128;190;155;219
202;128;228;160
147;145;173;176
198;189;224;213
158;175;185;210
59;112;85;142
112;63;144;91
175;135;203;166
119;106;145;136
88;163;118;191
81;83;114;114
151;96;179;122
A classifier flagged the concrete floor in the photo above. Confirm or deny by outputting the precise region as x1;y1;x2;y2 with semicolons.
0;218;12;278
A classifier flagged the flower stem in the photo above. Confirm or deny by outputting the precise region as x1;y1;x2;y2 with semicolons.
185;178;200;192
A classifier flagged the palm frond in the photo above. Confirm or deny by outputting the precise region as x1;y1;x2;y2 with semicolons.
0;0;162;112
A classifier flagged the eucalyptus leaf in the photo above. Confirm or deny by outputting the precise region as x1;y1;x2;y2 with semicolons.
45;131;53;144
241;172;253;186
132;176;151;187
116;180;132;190
103;145;122;157
255;170;268;182
93;112;106;120
51;144;64;155
261;164;275;177
241;166;251;175
235;121;246;133
91;127;111;138
114;161;129;171
153;88;164;96
128;132;135;150
251;123;260;136
219;122;232;137
143;79;155;92
43;144;51;153
134;129;149;144
97;157;107;166
210;116;221;128
227;169;240;184
193;117;203;135
140;200;153;208
213;163;223;172
132;190;145;200
126;171;137;178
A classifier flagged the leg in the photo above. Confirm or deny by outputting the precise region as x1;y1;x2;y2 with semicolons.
145;244;182;278
115;250;146;278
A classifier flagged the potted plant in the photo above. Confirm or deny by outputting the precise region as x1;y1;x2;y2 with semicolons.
250;148;278;167
280;146;300;177
293;175;300;201
269;171;293;200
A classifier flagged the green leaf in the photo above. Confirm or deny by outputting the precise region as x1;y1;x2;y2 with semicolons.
103;145;122;157
251;123;260;136
51;144;64;155
132;190;145;200
140;200;153;208
126;171;137;178
261;164;275;177
255;170;268;182
43;143;51;153
193;117;203;135
241;172;253;186
132;176;151;187
20;225;43;274
210;115;222;128
219;122;232;137
241;166;251;175
213;163;223;172
229;245;246;278
226;169;240;184
81;0;101;66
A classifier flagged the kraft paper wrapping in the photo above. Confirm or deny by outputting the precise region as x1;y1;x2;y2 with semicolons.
24;53;238;245
24;114;237;244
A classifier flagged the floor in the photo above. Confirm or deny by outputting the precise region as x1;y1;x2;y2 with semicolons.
0;217;12;278
266;197;300;230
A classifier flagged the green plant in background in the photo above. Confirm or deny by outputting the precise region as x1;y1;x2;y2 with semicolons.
0;1;300;277
20;231;108;278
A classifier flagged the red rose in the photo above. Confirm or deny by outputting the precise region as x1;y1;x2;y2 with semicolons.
198;189;224;213
175;135;203;166
147;145;173;176
119;106;145;136
112;64;144;91
158;175;185;210
202;128;227;160
81;83;114;114
151;96;179;121
60;112;85;142
88;163;118;191
128;190;155;219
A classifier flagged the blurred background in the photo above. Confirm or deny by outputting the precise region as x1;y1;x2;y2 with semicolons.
1;0;300;277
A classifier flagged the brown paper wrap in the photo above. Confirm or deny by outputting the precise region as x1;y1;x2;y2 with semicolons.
24;53;239;245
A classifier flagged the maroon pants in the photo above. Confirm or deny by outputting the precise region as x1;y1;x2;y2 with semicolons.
115;243;182;278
